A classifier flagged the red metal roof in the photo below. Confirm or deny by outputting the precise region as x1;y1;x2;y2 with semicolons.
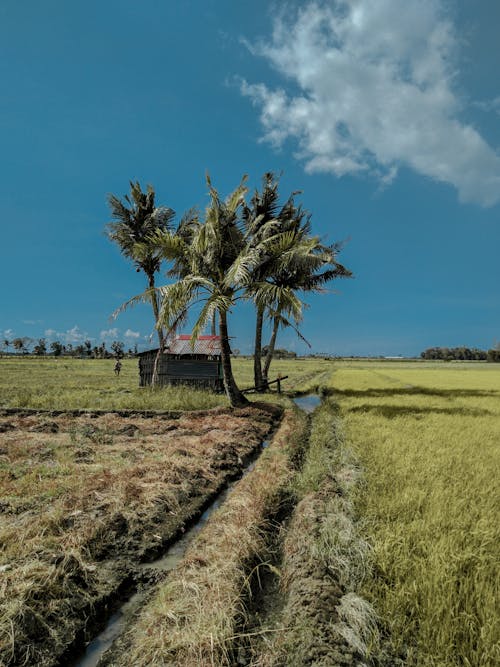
165;334;222;356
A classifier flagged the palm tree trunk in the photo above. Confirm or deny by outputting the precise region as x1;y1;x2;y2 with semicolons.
253;304;265;392
262;316;280;384
210;311;217;337
219;309;248;407
148;274;164;348
148;273;164;387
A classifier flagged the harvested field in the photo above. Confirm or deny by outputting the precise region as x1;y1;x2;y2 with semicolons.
0;405;279;666
106;407;307;667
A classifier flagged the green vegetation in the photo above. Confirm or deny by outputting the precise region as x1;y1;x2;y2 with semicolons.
106;181;177;349
109;172;349;406
0;357;224;411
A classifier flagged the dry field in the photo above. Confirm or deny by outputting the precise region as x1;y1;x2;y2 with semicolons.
0;405;278;666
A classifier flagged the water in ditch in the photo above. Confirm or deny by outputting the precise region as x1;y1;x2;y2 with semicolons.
293;394;322;413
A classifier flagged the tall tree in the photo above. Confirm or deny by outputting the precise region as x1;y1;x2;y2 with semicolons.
242;172;284;391
106;181;175;347
124;175;251;407
243;174;351;389
259;233;351;384
159;175;251;406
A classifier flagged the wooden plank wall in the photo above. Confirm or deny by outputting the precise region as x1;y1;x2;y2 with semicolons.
138;355;223;391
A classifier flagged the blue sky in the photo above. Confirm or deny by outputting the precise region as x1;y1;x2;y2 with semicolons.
1;0;499;356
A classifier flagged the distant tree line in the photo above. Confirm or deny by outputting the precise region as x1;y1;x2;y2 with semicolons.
1;337;136;358
421;346;500;362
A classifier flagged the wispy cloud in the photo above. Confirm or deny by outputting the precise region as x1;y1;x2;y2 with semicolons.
474;96;500;115
240;0;500;206
45;326;90;343
22;319;43;325
100;327;120;340
124;329;140;339
3;329;14;339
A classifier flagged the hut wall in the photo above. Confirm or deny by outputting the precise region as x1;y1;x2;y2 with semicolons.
139;354;223;390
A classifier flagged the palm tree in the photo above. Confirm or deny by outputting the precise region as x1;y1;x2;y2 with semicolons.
258;233;351;384
243;175;351;389
242;172;288;391
126;175;251;407
106;181;175;347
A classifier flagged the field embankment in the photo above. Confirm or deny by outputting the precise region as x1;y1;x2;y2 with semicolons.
0;405;278;666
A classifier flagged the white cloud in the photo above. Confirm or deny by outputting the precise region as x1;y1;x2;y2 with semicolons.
475;96;500;115
241;0;500;206
3;329;14;339
45;326;90;344
124;329;140;339
100;328;120;340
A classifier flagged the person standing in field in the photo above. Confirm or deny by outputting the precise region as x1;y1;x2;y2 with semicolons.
114;360;122;376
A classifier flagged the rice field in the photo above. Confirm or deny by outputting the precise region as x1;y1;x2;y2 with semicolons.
1;356;499;666
329;362;500;666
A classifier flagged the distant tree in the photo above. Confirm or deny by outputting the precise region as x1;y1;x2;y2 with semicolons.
12;337;31;354
111;340;125;358
1;339;10;356
106;181;175;347
421;346;487;361
487;349;500;363
33;338;47;356
50;341;63;356
74;344;86;357
84;340;92;357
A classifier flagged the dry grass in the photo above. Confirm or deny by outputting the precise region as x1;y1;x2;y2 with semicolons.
254;400;378;667
115;408;307;667
333;364;500;666
0;407;275;666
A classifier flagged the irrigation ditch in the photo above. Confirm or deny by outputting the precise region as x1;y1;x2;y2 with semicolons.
2;395;381;666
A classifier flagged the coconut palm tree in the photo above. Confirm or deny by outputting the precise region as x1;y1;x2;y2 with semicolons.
106;181;175;347
243;174;351;389
242;172;289;391
258;233;351;384
124;175;252;407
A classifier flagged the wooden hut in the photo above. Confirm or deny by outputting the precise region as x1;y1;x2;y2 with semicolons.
137;335;223;390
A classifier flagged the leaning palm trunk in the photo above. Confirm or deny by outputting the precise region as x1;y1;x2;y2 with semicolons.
262;316;280;384
253;304;265;391
219;309;248;407
148;275;164;387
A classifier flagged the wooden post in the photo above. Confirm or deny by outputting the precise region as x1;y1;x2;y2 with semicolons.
277;373;282;394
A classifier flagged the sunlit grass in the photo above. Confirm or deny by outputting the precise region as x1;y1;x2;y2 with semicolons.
0;357;224;410
329;364;500;666
0;356;336;411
